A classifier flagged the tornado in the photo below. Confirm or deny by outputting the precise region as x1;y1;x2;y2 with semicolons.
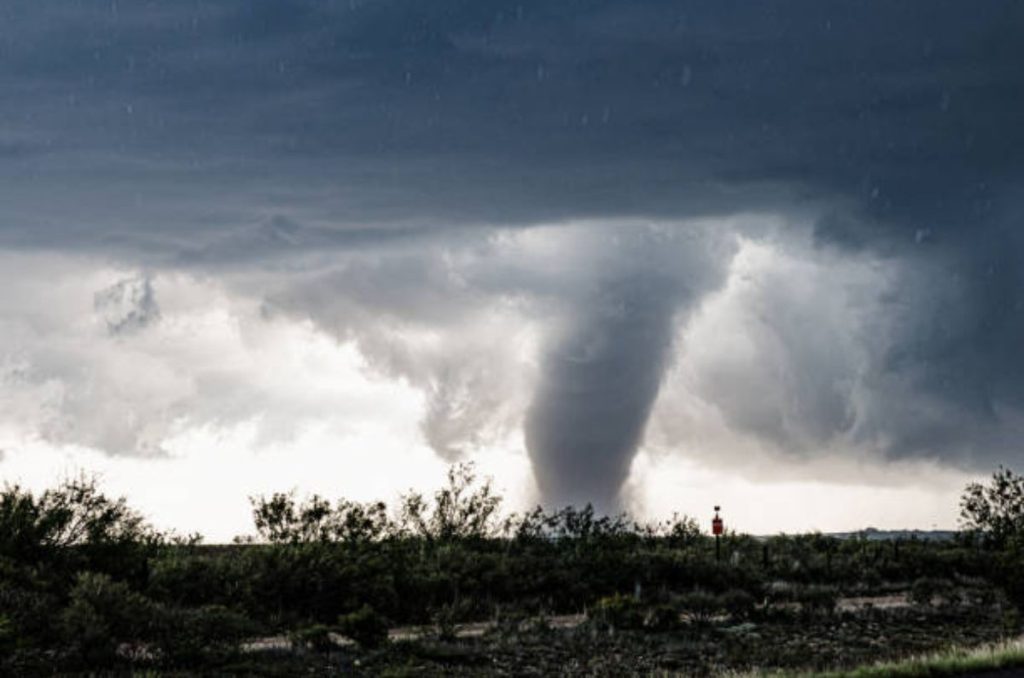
525;274;679;513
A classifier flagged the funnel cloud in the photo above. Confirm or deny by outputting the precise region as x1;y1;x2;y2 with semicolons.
526;274;679;511
524;226;734;510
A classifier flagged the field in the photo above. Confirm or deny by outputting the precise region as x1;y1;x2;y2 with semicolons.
3;466;1024;676
229;600;1018;676
217;570;1019;676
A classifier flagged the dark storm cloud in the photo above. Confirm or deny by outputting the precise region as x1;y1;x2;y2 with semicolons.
2;1;1024;500
3;0;1020;241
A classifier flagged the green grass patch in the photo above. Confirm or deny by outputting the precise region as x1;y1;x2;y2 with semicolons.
732;638;1024;677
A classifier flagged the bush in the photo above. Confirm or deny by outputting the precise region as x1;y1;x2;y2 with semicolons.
910;577;955;608
432;601;466;641
0;614;14;656
960;467;1024;549
966;585;997;608
720;589;757;620
0;563;63;650
60;571;156;667
250;493;391;545
338;604;389;649
589;594;644;631
154;604;258;666
0;477;159;586
398;463;502;541
290;624;336;653
990;554;1024;614
147;553;234;608
643;603;680;632
796;585;838;618
678;590;719;624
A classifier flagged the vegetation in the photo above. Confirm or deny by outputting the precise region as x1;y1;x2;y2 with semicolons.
0;465;1022;675
743;638;1024;677
960;465;1024;549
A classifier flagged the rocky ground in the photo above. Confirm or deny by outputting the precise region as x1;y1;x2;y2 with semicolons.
232;599;1014;677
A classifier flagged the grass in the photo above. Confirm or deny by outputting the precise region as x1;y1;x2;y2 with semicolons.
728;638;1024;678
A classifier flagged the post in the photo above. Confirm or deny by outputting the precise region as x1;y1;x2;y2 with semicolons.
712;506;723;563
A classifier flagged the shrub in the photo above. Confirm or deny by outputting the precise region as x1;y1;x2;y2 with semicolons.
796;585;838;618
338;604;389;649
992;554;1024;613
967;585;997;608
154;604;258;666
643;603;680;632
147;554;234;608
0;477;158;585
0;614;14;656
527;614;553;636
60;571;156;667
492;607;527;636
0;567;63;650
250;493;391;545
398;463;502;541
1002;606;1022;637
764;580;796;605
678;590;719;624
720;589;757;620
589;593;644;631
960;467;1024;548
910;577;955;608
290;624;336;653
432;602;464;641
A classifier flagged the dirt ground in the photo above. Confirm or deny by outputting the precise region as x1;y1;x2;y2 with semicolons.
243;594;911;653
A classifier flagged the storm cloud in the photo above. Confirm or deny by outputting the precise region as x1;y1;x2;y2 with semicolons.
1;1;1023;509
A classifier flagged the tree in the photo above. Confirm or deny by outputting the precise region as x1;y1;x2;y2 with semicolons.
0;475;157;577
250;492;333;544
398;462;502;541
249;492;390;544
960;466;1024;549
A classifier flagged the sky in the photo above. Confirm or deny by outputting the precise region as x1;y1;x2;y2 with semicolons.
1;1;1022;540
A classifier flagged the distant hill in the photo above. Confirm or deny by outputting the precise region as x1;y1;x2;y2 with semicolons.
827;528;958;542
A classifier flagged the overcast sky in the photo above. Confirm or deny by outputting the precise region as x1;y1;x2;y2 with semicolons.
1;1;1022;539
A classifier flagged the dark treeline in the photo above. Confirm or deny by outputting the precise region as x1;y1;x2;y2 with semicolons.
2;464;1024;674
